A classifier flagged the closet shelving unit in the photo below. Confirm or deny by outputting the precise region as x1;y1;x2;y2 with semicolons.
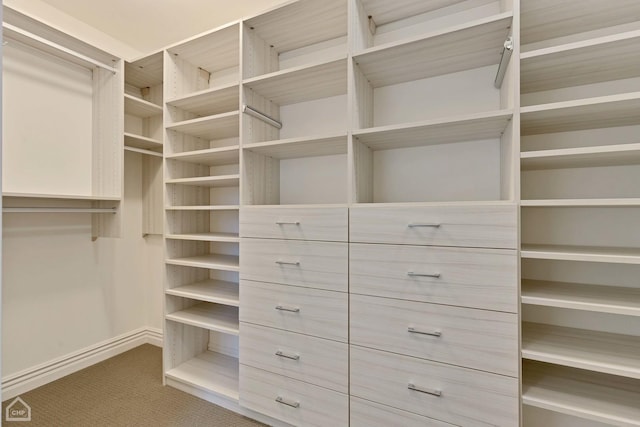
520;0;640;425
163;21;243;404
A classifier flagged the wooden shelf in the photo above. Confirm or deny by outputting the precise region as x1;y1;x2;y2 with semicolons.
521;92;640;135
360;0;471;27
354;110;513;151
166;83;239;116
521;143;640;170
2;192;120;201
523;322;640;379
165;205;240;211
244;57;347;105
166;232;240;243
521;199;640;207
243;133;348;159
522;280;640;317
124;94;162;118
165;174;239;188
521;30;640;93
166;111;239;140
165;254;239;271
124;132;163;151
521;244;640;264
166;303;239;335
523;361;640;426
353;12;513;87
166;280;239;307
125;51;163;88
165;351;239;401
166;146;239;166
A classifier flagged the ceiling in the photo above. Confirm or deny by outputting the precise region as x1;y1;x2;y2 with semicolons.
39;0;291;53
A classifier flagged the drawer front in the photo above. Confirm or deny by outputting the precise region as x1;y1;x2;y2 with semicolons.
350;347;519;426
350;204;517;249
240;280;348;342
240;206;348;242
241;238;348;292
240;365;348;427
350;294;518;376
350;243;517;312
240;323;348;393
350;397;455;427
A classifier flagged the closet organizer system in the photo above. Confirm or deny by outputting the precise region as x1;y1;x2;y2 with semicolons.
3;0;640;426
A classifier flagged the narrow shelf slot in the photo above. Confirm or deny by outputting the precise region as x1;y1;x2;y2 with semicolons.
166;111;239;140
166;83;239;116
166;232;240;243
521;244;640;264
165;351;239;401
165;175;240;188
243;134;348;159
165;146;239;166
165;205;240;211
124;132;163;151
165;254;239;271
166;303;239;335
124;94;162;118
166;280;239;307
124;146;163;158
3;192;121;201
521;199;640;207
521;143;640;170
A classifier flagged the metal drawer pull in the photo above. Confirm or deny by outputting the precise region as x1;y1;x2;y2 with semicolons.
276;221;300;225
407;271;441;278
275;260;300;266
408;327;442;337
275;396;300;408
275;350;300;361
275;305;300;313
408;383;442;397
408;223;440;228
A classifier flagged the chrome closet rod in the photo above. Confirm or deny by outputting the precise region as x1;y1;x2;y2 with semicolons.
494;36;514;88
242;104;283;129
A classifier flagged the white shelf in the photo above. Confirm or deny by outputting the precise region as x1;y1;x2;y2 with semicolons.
166;303;239;335
522;280;640;317
243;133;348;159
165;254;239;271
521;199;640;207
360;0;471;27
166;146;239;166
124;132;163;151
353;12;513;87
523;361;640;426
521;92;640;135
165;205;240;211
243;57;347;105
354;110;513;151
522;322;640;379
166;111;239;140
124;94;162;118
2;192;120;201
165;174;239;188
166;83;239;116
166;280;239;307
521;143;640;170
125;51;163;88
521;244;640;264
165;351;239;401
166;232;240;243
521;30;640;93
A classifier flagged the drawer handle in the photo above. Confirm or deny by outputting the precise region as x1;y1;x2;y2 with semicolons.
408;223;441;228
275;305;300;313
276;220;300;225
407;271;441;278
275;396;300;408
275;260;301;266
408;327;442;337
275;350;300;361
408;383;442;397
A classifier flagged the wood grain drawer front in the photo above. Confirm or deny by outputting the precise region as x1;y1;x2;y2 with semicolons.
240;323;348;394
240;365;348;427
350;347;519;426
240;238;348;292
240;280;348;342
350;397;455;427
240;206;348;242
350;243;517;312
350;204;517;248
350;294;518;377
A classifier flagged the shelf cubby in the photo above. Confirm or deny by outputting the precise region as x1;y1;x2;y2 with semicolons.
521;245;640;265
165;254;240;271
166;299;239;335
521;143;640;171
166;112;240;141
166;279;239;307
166;83;240;119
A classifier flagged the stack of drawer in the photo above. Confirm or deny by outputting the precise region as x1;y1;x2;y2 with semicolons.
349;204;520;426
238;206;349;427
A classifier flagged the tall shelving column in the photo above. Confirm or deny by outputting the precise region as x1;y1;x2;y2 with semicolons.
162;22;243;406
519;1;640;426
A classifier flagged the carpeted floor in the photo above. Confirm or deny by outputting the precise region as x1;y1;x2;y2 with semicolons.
2;344;267;426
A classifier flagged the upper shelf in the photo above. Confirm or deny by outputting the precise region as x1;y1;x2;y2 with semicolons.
124;133;162;151
521;244;640;264
165;279;239;307
165;175;240;188
359;0;476;27
124;94;162;118
3;192;120;202
166;83;239;117
126;51;163;88
166;146;239;166
166;303;239;335
521;143;640;170
243;133;347;159
353;12;512;87
521;199;640;207
166;111;239;140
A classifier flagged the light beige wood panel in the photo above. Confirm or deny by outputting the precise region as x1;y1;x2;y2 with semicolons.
166;175;240;188
351;59;374;129
241;150;280;205
350;294;518;376
242;22;279;79
126;51;163;88
124;133;162;151
166;147;240;167
353;110;513;149
164;320;209;370
166;254;239;271
166;232;240;243
239;365;348;427
360;0;471;26
166;279;239;307
350;243;518;312
350;346;519;426
166;303;239;335
521;244;640;265
167;83;240;117
240;323;348;393
349;0;373;52
166;112;240;140
239;280;347;342
352;139;373;203
243;134;348;159
240;238;348;292
124;94;162;117
240;206;348;242
167;22;239;73
244;58;347;105
521;31;640;93
350;203;517;248
166;350;239;401
350;397;456;427
353;13;513;87
522;143;640;170
142;155;163;235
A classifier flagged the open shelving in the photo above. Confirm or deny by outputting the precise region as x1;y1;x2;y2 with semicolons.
165;254;239;271
521;143;640;170
165;279;239;307
165;175;240;188
166;303;239;335
166;83;239;118
166;112;240;141
521;245;640;265
166;232;240;243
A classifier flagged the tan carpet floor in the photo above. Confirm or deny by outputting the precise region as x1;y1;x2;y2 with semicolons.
2;344;267;427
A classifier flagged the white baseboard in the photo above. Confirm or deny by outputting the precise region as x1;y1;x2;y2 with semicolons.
2;327;163;401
